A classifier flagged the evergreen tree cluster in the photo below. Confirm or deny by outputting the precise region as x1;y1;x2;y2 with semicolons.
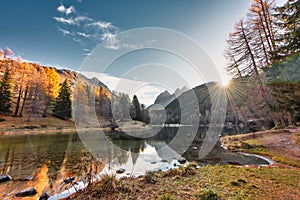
53;80;72;120
0;68;12;113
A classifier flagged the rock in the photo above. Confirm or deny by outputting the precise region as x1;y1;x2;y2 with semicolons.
145;175;157;184
160;159;168;163
15;187;37;197
63;176;75;184
116;168;126;174
150;161;157;164
22;176;34;181
0;174;12;183
178;159;187;164
38;192;50;200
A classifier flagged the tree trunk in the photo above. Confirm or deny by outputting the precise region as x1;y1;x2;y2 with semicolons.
14;87;22;117
19;86;29;117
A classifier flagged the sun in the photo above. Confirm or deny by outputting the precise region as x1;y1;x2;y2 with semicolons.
221;78;231;88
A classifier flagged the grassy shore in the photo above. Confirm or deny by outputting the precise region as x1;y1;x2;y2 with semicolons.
74;164;300;200
221;127;300;168
0;115;116;135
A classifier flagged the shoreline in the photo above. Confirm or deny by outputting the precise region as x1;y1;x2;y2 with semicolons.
220;127;300;168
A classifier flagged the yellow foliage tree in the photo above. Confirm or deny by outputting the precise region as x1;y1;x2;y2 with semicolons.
44;67;60;99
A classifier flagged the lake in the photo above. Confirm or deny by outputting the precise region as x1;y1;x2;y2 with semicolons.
0;127;269;199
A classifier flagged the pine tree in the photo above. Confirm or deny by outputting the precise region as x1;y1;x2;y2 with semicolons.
130;95;142;121
53;79;72;119
273;0;300;59
0;68;12;113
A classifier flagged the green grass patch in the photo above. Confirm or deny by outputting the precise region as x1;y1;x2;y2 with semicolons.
242;145;300;167
195;189;220;200
19;125;40;129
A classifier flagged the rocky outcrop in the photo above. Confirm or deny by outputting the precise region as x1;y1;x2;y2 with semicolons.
0;174;11;183
15;187;37;197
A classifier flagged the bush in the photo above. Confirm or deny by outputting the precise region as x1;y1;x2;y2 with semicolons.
181;163;197;177
157;193;173;200
95;174;118;193
145;171;157;184
22;125;39;129
196;189;220;200
0;118;5;122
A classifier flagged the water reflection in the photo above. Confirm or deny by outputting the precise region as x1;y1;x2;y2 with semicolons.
0;127;268;198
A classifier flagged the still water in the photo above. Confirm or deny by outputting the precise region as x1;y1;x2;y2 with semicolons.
0;127;268;199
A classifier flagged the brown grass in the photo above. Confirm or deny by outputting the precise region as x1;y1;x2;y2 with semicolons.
74;165;300;200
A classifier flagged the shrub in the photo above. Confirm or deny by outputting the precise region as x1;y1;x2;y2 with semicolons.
157;193;173;200
22;125;39;129
196;189;220;200
0;118;5;122
95;174;119;194
181;163;197;176
145;171;157;184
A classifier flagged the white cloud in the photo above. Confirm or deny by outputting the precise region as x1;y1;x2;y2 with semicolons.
58;28;72;36
54;17;76;25
57;5;75;15
54;4;121;52
77;32;91;38
88;21;112;29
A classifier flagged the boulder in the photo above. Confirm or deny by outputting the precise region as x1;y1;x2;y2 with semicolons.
22;176;34;181
15;187;37;197
0;174;11;183
38;192;50;200
63;176;75;184
178;159;187;164
116;168;126;174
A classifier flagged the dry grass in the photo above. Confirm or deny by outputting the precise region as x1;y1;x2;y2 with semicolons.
74;165;300;200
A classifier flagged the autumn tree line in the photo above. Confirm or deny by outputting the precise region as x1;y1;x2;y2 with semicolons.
0;49;149;125
225;0;299;128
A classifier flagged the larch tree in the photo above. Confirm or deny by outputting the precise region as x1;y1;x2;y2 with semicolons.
53;79;72;120
44;67;60;115
225;19;261;79
248;0;277;66
26;65;47;121
73;82;89;125
12;61;31;117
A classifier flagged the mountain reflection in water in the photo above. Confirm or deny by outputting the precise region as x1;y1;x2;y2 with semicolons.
0;127;268;198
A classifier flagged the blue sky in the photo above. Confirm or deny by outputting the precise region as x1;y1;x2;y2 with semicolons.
0;0;286;101
0;1;252;69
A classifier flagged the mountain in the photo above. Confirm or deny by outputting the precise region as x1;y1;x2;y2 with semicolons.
153;87;188;108
164;82;218;125
81;72;163;106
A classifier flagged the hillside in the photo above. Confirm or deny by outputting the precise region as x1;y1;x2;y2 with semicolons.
0;58;112;130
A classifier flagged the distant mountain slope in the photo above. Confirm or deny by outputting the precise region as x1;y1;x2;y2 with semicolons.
165;82;218;124
153;87;188;108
